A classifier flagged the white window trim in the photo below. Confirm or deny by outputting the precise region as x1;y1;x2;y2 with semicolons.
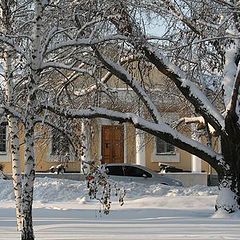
152;137;180;163
153;152;180;163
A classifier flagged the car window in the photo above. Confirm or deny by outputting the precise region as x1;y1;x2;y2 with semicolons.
124;166;152;178
105;166;124;176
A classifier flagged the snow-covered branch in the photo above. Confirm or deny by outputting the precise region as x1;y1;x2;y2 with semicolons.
43;103;222;169
105;3;225;131
0;105;25;122
76;54;141;95
94;48;161;123
229;69;240;116
177;116;216;135
142;45;225;132
223;42;240;114
0;35;24;56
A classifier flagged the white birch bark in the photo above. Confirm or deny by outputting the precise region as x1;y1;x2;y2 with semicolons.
0;1;24;231
2;49;23;230
21;118;35;240
8;116;22;230
21;1;43;239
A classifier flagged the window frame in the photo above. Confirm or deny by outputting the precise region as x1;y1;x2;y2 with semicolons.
50;129;70;156
156;137;175;155
123;166;152;178
0;123;7;155
105;165;124;176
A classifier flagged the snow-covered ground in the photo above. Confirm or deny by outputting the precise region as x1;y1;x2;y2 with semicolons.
0;177;240;239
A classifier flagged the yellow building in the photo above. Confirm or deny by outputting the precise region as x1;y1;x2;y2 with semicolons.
0;68;216;178
0;116;214;177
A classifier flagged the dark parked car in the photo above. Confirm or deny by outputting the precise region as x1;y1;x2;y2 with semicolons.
105;163;183;186
159;163;184;173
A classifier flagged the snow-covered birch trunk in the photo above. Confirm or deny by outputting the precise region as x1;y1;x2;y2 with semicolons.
8;116;22;230
0;2;23;231
21;118;35;240
21;1;43;238
2;50;23;230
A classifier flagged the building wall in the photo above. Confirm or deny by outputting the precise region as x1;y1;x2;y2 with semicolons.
1;120;217;175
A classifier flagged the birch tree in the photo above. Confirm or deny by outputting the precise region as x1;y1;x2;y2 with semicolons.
2;0;240;239
0;0;24;231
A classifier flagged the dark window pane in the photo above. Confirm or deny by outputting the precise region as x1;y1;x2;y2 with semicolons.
156;137;175;154
51;129;69;155
0;125;6;152
105;166;124;176
124;166;152;178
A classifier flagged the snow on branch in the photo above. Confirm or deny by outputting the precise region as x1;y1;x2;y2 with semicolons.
177;116;216;135
94;48;161;123
105;4;224;132
0;105;25;122
0;34;25;57
229;70;240;117
74;55;140;97
143;44;225;132
223;42;240;115
44;103;222;169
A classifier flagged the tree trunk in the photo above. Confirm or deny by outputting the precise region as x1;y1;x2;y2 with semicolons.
21;206;34;240
21;118;35;240
21;0;44;235
3;47;23;230
8;116;22;230
215;135;240;214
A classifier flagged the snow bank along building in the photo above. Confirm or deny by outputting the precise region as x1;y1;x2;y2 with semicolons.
0;68;216;185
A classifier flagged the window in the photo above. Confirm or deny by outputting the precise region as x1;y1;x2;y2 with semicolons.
156;137;175;154
124;166;152;178
105;166;124;176
0;124;7;153
51;129;70;156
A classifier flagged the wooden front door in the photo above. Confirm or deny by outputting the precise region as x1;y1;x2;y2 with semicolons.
102;125;124;164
